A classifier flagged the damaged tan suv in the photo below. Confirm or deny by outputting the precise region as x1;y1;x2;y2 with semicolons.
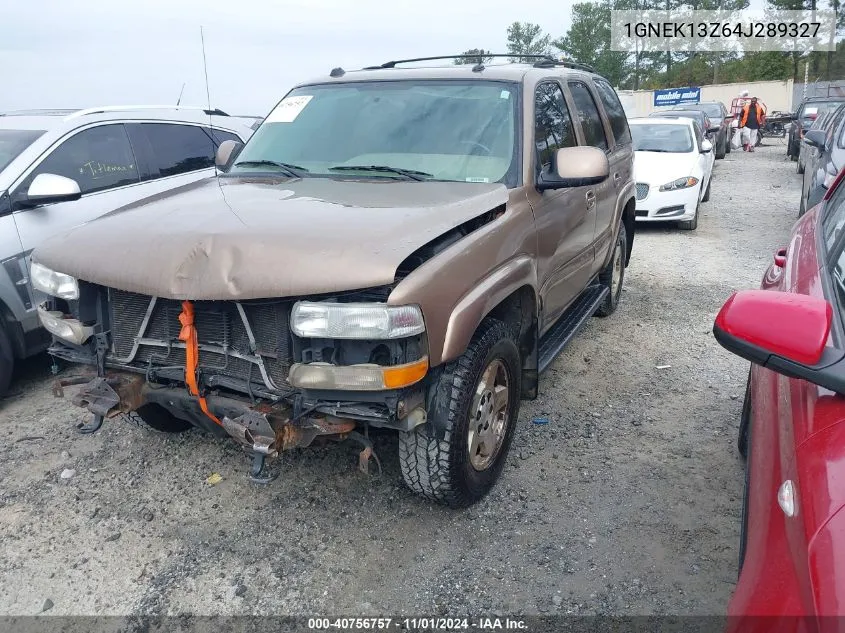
32;54;636;507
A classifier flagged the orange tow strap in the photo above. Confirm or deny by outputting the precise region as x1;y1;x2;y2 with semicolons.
178;300;222;426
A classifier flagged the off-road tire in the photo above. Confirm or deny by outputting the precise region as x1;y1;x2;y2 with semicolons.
0;325;14;399
398;318;522;507
595;223;627;317
124;403;192;433
678;201;699;231
701;178;711;202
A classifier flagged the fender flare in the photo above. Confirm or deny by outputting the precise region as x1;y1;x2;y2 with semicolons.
438;255;537;365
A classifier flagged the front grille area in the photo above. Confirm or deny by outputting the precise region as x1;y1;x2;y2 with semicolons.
635;183;650;200
108;289;292;390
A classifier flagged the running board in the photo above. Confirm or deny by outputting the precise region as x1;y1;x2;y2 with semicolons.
538;285;608;373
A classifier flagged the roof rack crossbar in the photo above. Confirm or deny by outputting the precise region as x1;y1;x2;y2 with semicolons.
64;105;229;120
373;53;562;69
532;58;596;73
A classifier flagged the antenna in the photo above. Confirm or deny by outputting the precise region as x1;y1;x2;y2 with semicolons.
200;26;212;112
176;82;186;106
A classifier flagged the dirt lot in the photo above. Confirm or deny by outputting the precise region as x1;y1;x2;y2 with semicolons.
0;141;801;618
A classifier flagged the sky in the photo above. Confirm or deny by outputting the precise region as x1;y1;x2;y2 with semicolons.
1;0;586;116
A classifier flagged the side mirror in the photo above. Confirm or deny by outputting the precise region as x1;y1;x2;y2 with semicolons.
713;289;845;394
537;146;609;191
215;139;244;171
700;139;713;153
21;173;82;207
804;129;827;149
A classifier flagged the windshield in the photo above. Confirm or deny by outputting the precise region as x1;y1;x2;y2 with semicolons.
0;129;45;174
631;124;693;153
230;81;519;185
801;101;844;122
684;104;722;119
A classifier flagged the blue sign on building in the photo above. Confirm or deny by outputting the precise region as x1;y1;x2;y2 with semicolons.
653;86;701;107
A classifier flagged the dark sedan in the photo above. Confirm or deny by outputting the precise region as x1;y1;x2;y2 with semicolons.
671;102;731;159
649;109;723;159
799;102;845;216
788;96;845;161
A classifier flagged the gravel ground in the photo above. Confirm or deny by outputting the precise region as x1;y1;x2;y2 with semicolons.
0;141;800;618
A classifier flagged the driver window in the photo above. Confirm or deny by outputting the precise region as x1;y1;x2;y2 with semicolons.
25;124;140;196
534;82;577;173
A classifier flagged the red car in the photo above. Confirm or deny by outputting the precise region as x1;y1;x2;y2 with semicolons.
713;166;845;630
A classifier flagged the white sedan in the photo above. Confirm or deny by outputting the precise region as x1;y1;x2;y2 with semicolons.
630;117;715;231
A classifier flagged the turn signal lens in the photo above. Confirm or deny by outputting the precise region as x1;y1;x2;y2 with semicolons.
288;356;429;391
383;357;429;389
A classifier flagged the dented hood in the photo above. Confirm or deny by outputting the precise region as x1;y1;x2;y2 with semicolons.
32;176;508;300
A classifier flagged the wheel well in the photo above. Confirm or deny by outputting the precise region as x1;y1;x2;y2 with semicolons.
0;298;24;358
622;197;636;266
486;285;538;399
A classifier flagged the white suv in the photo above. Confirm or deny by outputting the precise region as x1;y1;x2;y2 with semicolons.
0;105;255;396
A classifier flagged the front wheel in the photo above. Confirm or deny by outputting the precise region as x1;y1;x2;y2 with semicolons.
124;403;193;433
701;177;711;202
678;201;699;231
398;318;522;507
0;325;13;399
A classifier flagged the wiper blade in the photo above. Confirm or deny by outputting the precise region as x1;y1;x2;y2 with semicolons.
637;148;672;152
328;165;432;181
233;160;308;177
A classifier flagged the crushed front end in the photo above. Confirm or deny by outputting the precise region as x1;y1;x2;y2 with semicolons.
35;263;430;481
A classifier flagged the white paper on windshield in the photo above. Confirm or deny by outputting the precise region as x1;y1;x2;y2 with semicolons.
805;107;818;115
266;95;313;123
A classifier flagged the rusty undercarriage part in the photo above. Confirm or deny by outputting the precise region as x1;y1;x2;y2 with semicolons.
53;370;375;482
53;372;145;434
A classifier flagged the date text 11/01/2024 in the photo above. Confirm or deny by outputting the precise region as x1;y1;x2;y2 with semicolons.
307;618;528;630
623;20;821;38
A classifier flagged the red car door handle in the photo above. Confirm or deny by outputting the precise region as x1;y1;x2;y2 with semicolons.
774;247;787;268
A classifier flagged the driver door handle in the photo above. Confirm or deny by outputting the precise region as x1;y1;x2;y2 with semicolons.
585;190;596;209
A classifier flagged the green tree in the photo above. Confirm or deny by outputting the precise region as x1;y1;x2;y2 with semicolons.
453;49;494;65
553;0;631;86
506;22;552;62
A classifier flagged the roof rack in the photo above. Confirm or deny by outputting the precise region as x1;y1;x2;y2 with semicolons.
64;105;230;120
0;109;79;117
362;53;594;73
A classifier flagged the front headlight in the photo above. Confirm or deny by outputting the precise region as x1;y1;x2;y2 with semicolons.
659;176;699;192
291;302;425;339
30;262;79;300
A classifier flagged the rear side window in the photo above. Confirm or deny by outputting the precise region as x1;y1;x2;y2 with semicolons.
567;81;608;151
29;124;139;195
534;82;577;171
141;123;218;177
211;128;242;145
593;79;631;146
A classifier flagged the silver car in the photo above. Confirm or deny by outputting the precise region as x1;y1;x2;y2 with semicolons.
0;106;254;396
